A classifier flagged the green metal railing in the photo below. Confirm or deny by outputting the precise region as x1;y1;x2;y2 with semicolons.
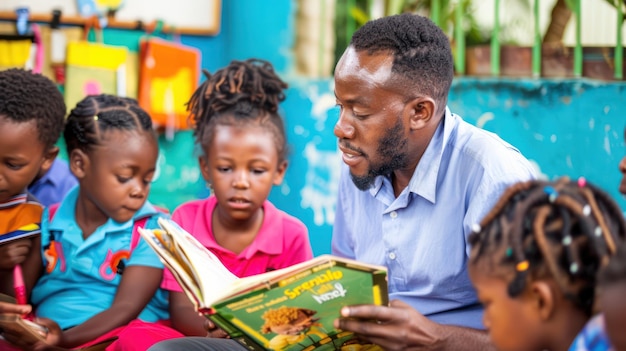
339;0;625;79
450;0;623;79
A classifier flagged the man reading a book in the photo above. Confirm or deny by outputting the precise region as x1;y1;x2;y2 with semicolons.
330;13;536;351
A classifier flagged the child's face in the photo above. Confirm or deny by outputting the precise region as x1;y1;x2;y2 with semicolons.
73;129;158;223
469;266;545;351
200;124;286;223
0;116;53;203
600;282;626;351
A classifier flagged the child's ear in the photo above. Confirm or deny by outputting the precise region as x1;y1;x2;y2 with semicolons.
198;156;212;183
529;280;556;321
272;160;288;186
40;146;60;176
69;149;89;179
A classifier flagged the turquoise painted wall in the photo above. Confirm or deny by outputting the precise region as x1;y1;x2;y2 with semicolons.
75;0;626;256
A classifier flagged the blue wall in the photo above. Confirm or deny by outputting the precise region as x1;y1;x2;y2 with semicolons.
93;0;626;256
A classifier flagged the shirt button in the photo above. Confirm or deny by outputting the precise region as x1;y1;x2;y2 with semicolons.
390;211;398;219
389;252;396;260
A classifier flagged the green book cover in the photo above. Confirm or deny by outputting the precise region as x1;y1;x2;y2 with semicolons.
138;219;389;350
208;256;388;351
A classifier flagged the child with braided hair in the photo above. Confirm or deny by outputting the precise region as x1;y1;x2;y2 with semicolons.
468;177;626;351
1;94;185;350
159;59;313;339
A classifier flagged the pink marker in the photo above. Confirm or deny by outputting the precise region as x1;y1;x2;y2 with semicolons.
13;265;27;306
13;265;33;320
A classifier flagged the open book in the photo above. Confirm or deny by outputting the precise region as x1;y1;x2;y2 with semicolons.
139;218;389;351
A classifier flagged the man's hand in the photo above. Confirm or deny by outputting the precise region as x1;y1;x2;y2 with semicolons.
334;299;446;351
0;239;32;269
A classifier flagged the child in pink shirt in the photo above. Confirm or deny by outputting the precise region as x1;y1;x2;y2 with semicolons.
162;59;313;337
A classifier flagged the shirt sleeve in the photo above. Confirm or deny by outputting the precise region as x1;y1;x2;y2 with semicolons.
463;154;537;257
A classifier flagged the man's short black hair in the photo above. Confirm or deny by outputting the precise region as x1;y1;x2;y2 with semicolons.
350;13;454;105
0;68;66;148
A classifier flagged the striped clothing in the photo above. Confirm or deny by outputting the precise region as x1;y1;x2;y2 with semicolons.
0;193;43;244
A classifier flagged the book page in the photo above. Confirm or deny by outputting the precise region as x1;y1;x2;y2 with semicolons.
139;218;239;309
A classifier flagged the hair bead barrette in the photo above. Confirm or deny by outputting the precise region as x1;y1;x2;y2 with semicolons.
505;247;513;257
577;177;586;188
570;263;579;274
582;205;591;216
94;115;99;121
562;235;572;246
471;223;481;233
594;226;602;237
544;186;558;202
516;260;529;272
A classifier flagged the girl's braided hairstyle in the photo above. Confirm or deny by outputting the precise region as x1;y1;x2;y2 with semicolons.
469;177;626;316
64;94;154;153
187;59;289;162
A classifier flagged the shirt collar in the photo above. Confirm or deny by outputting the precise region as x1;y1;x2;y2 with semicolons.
0;193;30;209
202;197;284;258
49;186;159;233
33;158;63;188
369;107;456;204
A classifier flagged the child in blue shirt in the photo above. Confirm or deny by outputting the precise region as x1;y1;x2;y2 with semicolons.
468;177;625;351
4;94;183;351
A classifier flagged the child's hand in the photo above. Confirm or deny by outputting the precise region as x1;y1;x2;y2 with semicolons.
3;317;63;351
31;317;64;351
0;301;31;315
0;239;32;269
204;319;229;338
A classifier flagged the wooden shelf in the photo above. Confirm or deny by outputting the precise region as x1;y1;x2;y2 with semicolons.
0;10;219;36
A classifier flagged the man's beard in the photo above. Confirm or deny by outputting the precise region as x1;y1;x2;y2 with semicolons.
350;118;409;191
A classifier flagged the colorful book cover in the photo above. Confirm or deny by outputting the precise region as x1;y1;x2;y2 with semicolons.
208;257;388;351
138;218;389;351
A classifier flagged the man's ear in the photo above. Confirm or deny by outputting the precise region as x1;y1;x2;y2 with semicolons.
40;146;60;176
272;160;288;186
406;97;436;131
69;149;89;179
529;280;556;321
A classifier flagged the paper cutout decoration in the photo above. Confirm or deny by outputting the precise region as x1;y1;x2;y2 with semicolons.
138;37;200;133
64;41;128;113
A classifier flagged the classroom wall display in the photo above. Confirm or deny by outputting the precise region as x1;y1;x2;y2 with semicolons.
138;37;201;134
0;0;221;35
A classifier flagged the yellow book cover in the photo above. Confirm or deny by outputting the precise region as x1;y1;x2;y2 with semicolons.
139;218;389;350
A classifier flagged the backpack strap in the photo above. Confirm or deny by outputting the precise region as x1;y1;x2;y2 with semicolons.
48;203;60;221
130;207;167;253
130;217;149;252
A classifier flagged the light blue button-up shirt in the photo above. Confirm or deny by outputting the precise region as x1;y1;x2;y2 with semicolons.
332;108;537;329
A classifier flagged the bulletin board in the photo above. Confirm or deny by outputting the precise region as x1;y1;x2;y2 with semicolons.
0;0;221;35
